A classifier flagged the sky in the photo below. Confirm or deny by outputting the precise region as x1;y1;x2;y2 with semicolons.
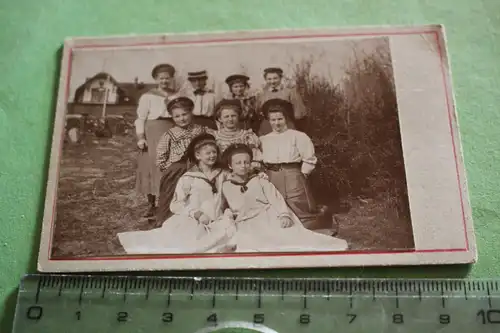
68;36;389;102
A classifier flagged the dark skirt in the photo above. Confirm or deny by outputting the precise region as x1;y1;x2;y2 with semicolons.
193;115;218;130
156;160;189;223
135;119;175;197
265;163;319;229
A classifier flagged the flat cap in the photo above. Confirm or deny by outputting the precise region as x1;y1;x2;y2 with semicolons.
151;63;176;78
166;96;194;113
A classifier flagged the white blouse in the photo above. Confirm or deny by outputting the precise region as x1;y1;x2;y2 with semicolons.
222;177;292;221
134;92;178;136
181;89;216;117
169;168;228;221
259;129;317;174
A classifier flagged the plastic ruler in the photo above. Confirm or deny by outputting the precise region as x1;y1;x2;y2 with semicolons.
10;275;500;332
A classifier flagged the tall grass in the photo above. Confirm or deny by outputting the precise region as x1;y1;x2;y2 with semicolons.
292;45;410;219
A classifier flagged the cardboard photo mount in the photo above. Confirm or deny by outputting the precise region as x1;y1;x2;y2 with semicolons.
37;24;476;272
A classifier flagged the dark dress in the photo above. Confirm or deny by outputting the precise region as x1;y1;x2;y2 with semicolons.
232;95;261;134
155;124;214;222
134;90;178;197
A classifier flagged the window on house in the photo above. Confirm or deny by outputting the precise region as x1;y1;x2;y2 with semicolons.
90;88;106;103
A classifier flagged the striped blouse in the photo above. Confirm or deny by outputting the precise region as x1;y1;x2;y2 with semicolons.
214;129;262;162
156;124;215;172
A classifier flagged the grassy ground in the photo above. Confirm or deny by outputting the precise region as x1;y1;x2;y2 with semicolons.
51;133;414;258
52;134;150;258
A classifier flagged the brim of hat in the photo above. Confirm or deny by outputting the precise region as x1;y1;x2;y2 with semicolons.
188;75;208;80
226;77;249;85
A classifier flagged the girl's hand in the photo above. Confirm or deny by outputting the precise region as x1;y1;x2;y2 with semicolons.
279;216;294;228
257;171;269;180
198;214;211;225
223;209;236;221
302;172;310;179
137;139;148;150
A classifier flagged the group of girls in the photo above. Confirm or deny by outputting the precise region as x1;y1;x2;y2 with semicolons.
121;63;349;254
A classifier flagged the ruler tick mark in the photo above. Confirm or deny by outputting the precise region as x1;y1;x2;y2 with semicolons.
167;283;172;307
395;288;399;308
78;284;84;306
487;285;492;308
349;284;353;308
303;283;308;309
257;281;262;308
145;283;150;300
280;282;284;301
441;289;446;308
123;284;128;302
235;282;239;300
101;284;106;299
35;278;41;304
212;285;217;308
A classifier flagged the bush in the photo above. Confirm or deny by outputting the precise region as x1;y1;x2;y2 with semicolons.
292;45;410;219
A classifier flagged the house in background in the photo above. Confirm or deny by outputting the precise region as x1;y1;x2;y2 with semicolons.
69;72;157;121
73;72;156;105
67;72;159;138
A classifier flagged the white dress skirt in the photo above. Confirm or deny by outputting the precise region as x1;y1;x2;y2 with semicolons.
222;176;349;252
118;168;235;254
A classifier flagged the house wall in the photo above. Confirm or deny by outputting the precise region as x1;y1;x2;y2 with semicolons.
80;79;119;104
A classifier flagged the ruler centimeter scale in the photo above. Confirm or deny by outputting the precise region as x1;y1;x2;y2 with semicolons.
11;275;500;333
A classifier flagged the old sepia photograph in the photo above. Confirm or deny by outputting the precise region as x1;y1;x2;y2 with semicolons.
38;25;476;272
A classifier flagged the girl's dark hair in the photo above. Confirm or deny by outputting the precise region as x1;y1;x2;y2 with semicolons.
261;98;294;121
263;67;284;78
214;99;242;121
165;97;194;115
183;133;219;164
221;143;253;169
151;63;176;78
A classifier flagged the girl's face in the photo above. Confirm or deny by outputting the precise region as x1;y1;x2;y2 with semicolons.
219;108;240;130
265;73;282;88
231;82;246;97
155;72;173;90
171;108;193;128
230;152;252;177
268;111;288;133
190;78;207;90
195;144;218;167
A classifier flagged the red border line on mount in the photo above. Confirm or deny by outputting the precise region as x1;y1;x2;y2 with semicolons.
70;29;435;49
47;28;470;262
51;248;467;262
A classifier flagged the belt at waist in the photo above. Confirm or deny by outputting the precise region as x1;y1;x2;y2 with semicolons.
264;162;301;171
192;115;214;118
156;116;173;120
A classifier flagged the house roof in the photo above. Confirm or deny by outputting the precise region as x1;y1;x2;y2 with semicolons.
73;72;156;104
117;82;156;103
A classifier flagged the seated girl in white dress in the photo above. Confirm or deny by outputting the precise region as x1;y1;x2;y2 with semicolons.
220;144;349;253
117;133;236;254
